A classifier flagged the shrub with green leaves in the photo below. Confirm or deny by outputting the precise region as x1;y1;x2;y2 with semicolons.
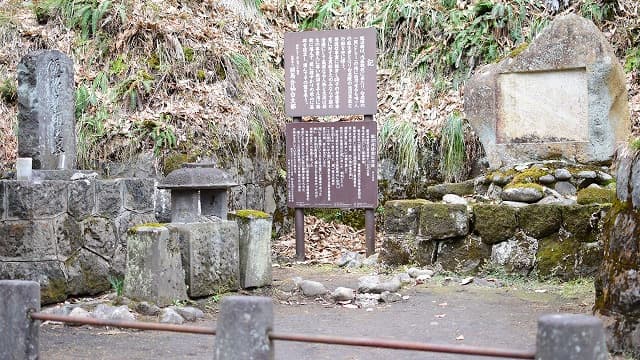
439;113;466;183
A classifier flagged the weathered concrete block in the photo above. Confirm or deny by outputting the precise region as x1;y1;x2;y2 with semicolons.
168;221;239;297
0;280;40;359
517;204;562;238
215;296;273;360
465;14;629;168
384;199;428;234
438;235;490;274
123;179;154;212
68;179;95;219
81;216;117;259
419;203;468;240
230;211;273;289
473;204;518;244
0;220;57;261
123;225;188;306
95;179;123;218
6;181;67;219
0;261;67;304
536;314;608;360
54;214;83;258
17;50;76;170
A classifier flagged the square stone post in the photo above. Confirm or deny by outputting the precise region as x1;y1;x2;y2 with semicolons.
229;210;273;288
0;280;40;359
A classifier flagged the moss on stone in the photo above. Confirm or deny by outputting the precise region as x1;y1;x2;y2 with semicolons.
41;278;68;304
384;199;429;234
162;153;198;175
233;209;270;219
508;42;529;58
511;168;548;185
517;204;562;238
128;222;166;234
425;181;475;200
504;182;544;192
561;204;607;242
472;204;518;244
577;187;616;204
536;235;578;280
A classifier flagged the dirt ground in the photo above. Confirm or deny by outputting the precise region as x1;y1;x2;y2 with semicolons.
39;265;595;360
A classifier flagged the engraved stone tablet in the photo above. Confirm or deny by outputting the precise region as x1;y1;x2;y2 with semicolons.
497;69;589;144
17;50;76;170
286;121;377;208
284;28;377;117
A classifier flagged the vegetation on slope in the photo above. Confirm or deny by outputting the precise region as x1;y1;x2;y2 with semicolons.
0;0;638;181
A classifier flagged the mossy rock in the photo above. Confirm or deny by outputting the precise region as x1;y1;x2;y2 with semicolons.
425;180;475;200
575;241;603;278
561;204;609;242
41;278;68;304
576;187;616;204
162;153;198;175
419;203;469;240
436;235;490;274
384;199;429;234
380;233;436;266
472;204;518;244
517;204;562;238
536;235;578;281
510;168;549;185
231;209;271;219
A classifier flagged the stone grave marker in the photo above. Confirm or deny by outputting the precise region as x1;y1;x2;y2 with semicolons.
465;14;629;168
17;50;76;170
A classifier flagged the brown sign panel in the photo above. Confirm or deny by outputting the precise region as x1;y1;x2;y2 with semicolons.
284;28;377;117
286;121;378;208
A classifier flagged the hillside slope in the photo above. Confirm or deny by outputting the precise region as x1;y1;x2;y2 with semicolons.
0;0;638;176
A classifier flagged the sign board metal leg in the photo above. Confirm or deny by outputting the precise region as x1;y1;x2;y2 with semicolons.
295;208;305;261
365;208;375;257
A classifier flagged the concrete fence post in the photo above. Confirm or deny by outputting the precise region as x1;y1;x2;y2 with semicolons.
214;296;273;360
536;314;608;360
0;280;40;360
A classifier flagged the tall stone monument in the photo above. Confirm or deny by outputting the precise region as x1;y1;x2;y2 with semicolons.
17;50;76;170
465;14;629;168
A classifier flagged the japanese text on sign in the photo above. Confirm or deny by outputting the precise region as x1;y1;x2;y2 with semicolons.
284;28;377;117
286;122;378;208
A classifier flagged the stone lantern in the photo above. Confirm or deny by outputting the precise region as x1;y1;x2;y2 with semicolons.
158;163;236;222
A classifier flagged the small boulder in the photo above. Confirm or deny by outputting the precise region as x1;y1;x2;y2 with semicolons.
362;253;379;267
336;252;363;268
135;302;161;316
554;181;577;196
380;291;402;303
442;194;468;205
501;186;544;203
92;304;116;320
407;268;434;278
68;307;92;325
160;308;184;324
538;174;555;184
554;169;572;181
299;280;328;297
110;306;135;322
331;287;355;302
171;306;204;322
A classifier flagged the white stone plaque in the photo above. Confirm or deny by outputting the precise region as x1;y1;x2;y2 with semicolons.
497;69;589;144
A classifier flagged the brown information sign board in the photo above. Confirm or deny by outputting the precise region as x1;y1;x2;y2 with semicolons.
284;28;377;117
286;121;377;208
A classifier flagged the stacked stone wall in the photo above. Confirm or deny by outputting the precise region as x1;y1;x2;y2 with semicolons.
0;178;156;303
382;200;608;279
